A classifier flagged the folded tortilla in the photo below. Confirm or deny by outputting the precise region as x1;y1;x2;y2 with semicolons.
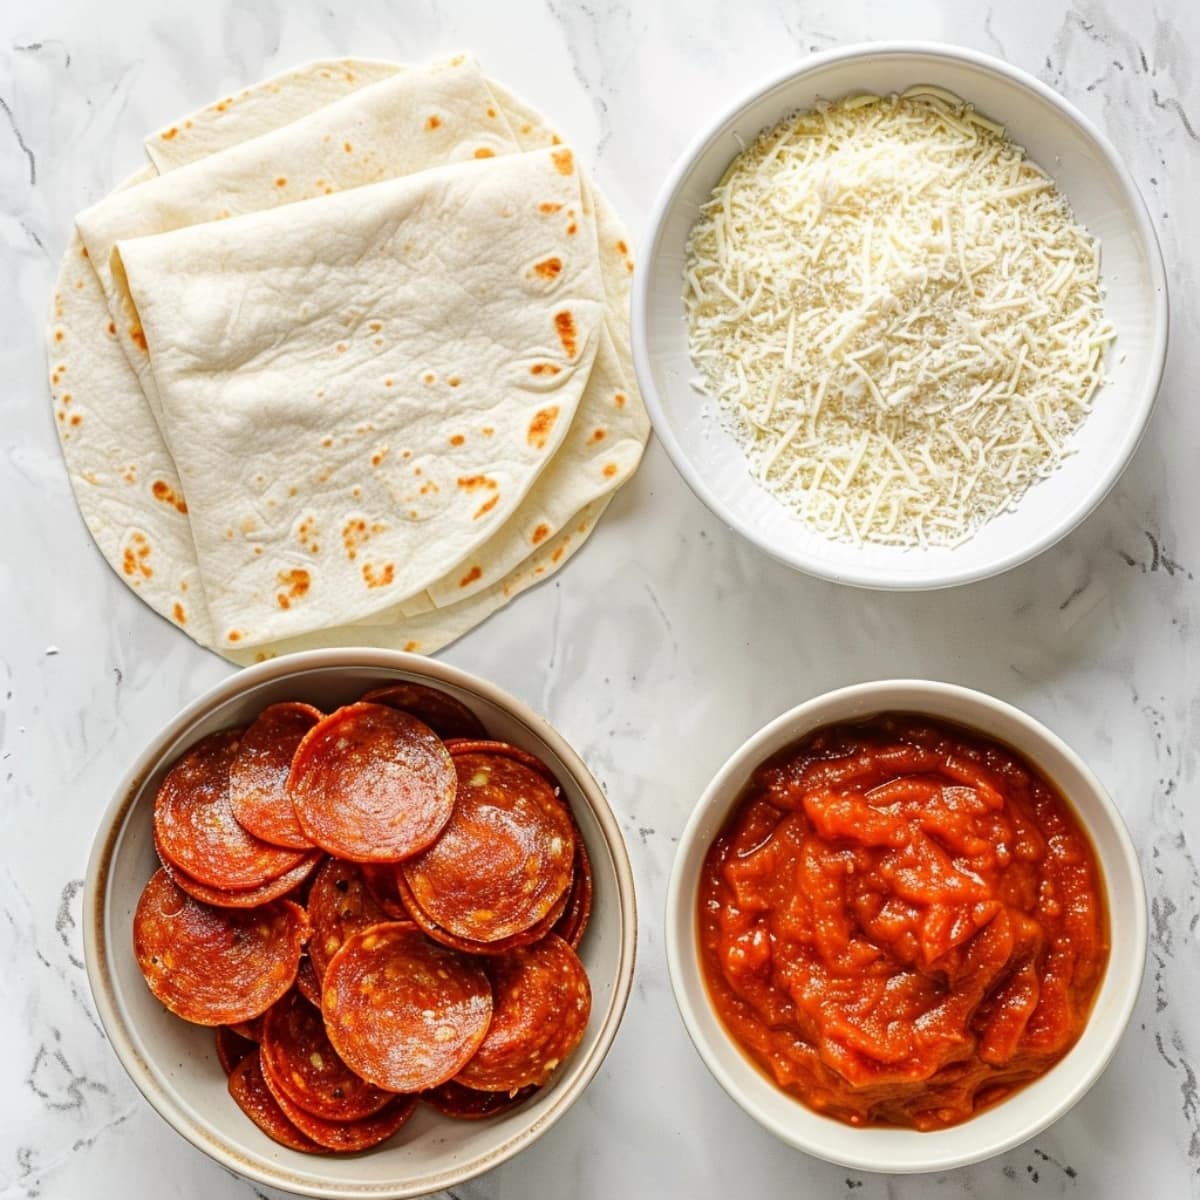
49;56;648;659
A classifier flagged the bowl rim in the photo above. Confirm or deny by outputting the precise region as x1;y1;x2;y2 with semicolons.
664;678;1148;1173
82;647;638;1199
632;39;1170;591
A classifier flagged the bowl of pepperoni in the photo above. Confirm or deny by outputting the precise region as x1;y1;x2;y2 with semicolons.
83;648;636;1198
666;679;1145;1173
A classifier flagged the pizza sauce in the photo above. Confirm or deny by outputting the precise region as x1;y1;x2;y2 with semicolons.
698;715;1109;1130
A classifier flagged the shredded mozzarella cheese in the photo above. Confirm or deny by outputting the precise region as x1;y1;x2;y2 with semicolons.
684;89;1115;548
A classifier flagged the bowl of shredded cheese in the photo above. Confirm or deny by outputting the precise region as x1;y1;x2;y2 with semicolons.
634;42;1167;588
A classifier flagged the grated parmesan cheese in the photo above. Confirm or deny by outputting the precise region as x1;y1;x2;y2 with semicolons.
683;88;1116;548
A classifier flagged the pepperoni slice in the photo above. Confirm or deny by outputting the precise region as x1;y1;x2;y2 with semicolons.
306;857;391;982
296;956;322;1007
322;923;492;1093
288;704;456;862
154;730;310;889
261;989;394;1122
443;738;561;789
215;1026;257;1077
455;934;591;1092
133;869;308;1026
395;866;570;956
228;1016;264;1042
423;1079;539;1119
230;703;322;849
399;753;575;943
155;827;320;908
261;1067;418;1152
362;683;487;741
228;1051;326;1153
553;835;593;949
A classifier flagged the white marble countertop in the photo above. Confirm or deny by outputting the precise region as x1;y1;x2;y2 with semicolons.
3;0;1198;1196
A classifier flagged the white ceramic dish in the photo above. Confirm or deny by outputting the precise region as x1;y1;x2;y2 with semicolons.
633;42;1168;589
83;648;637;1199
665;679;1146;1173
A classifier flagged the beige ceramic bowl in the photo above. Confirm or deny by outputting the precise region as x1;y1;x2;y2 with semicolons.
83;648;637;1199
666;680;1146;1173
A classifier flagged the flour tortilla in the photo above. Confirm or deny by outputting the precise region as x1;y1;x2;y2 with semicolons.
50;57;647;659
115;147;603;649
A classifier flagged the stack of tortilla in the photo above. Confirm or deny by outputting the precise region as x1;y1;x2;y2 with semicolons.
48;55;647;663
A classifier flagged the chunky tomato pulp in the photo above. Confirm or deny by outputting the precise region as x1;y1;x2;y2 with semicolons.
698;715;1109;1130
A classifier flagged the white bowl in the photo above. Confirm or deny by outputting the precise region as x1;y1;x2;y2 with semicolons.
633;42;1168;589
83;649;637;1199
665;679;1146;1173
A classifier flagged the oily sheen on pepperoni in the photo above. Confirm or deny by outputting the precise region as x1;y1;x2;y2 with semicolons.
395;865;570;956
133;869;308;1025
154;729;310;889
442;738;561;788
423;1079;539;1120
261;989;394;1122
230;702;322;849
322;923;492;1094
456;934;591;1092
154;826;321;908
362;683;487;741
288;703;456;862
228;1051;326;1154
552;833;593;949
399;753;575;943
306;857;392;981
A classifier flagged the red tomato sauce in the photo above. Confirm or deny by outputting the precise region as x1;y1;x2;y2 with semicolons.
698;714;1109;1130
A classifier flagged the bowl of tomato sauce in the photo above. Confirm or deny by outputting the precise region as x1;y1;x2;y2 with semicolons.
665;680;1146;1173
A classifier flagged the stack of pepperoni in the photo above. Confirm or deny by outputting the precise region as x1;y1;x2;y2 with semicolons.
133;682;593;1154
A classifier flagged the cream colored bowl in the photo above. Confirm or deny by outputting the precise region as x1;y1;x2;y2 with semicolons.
634;42;1168;589
83;648;637;1199
665;680;1146;1173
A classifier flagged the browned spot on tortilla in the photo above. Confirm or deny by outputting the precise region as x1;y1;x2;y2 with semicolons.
385;378;393;388
276;568;311;608
172;602;186;625
528;406;560;449
54;329;64;343
423;372;435;385
161;126;179;140
474;147;495;158
369;321;382;333
554;311;577;357
460;565;482;588
130;326;147;353
343;141;353;152
61;392;70;403
534;566;545;576
530;363;560;377
531;523;551;546
590;428;606;443
552;545;566;563
551;148;574;175
80;246;88;259
457;474;497;492
481;426;495;437
603;463;618;478
404;641;419;652
122;533;153;579
614;392;627;408
151;480;188;514
538;202;562;214
616;240;629;255
321;436;333;448
626;260;634;273
371;448;387;467
215;100;230;112
227;630;242;643
486;106;497;118
69;413;81;426
474;494;499;519
521;123;532;135
275;177;287;187
122;466;137;484
336;342;347;353
448;376;461;388
426;115;441;131
533;257;562;279
107;321;116;336
449;434;465;447
363;561;395;589
56;411;64;423
567;221;578;236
